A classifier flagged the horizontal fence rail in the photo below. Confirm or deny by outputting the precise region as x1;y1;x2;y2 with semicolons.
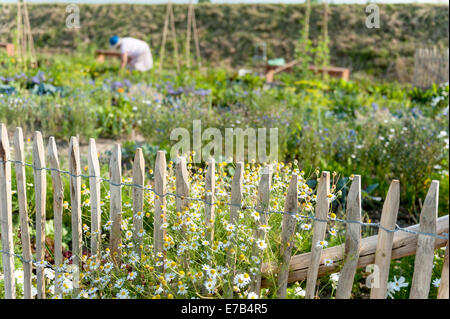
0;123;449;299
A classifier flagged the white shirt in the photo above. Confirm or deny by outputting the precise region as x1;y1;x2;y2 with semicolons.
120;37;153;71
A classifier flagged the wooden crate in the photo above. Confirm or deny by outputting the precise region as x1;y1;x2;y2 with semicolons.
95;49;121;63
0;43;15;57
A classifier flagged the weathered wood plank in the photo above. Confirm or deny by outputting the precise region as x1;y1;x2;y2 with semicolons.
0;124;15;299
13;127;32;299
33;131;46;299
109;144;122;264
68;136;82;295
88;138;101;260
336;175;361;299
276;173;298;299
229;162;244;227
47;136;64;297
438;242;449;299
224;161;244;298
249;165;272;296
305;171;330;299
261;215;449;287
410;181;439;299
370;180;400;299
132;148;145;248
204;158;215;242
176;156;189;235
154;150;166;271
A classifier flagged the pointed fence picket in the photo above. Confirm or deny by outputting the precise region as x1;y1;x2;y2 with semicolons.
249;164;272;296
32;131;46;299
69;137;82;296
132;148;145;249
0;124;448;300
88;139;102;260
109;144;122;264
336;175;361;299
204;158;215;242
13;127;32;299
276;174;298;298
370;180;400;299
224;162;244;298
154;150;167;273
47;137;64;296
410;181;439;299
305;171;330;299
0;124;15;299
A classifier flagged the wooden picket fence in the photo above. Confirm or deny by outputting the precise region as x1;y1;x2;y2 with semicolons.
0;123;449;299
413;47;449;89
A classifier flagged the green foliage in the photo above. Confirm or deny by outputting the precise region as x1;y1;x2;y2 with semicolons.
0;3;448;80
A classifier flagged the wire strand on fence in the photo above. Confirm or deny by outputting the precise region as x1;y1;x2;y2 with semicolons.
1;158;448;244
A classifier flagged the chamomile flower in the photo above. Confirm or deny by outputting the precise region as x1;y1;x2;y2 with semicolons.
127;271;137;280
116;288;130;299
178;284;188;295
104;262;113;274
295;286;306;297
432;278;441;288
324;259;334;266
137;229;146;237
134;211;144;219
103;220;113;231
328;228;338;236
34;260;48;268
125;230;133;240
161;222;169;229
251;210;261;221
225;223;235;232
256;239;267;250
234;273;250;288
247;292;259;299
301;224;311;231
317;240;328;248
114;278;125;288
204;281;215;294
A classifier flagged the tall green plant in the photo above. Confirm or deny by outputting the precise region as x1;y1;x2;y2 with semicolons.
315;1;331;68
295;0;315;77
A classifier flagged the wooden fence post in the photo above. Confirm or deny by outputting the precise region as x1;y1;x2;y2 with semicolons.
154;150;167;272
370;180;400;299
276;173;298;299
47;137;64;297
336;175;361;299
88;138;102;260
176;156;190;268
410;181;439;299
249;164;272;296
13;127;32;299
0;124;15;299
33;131;46;299
69;136;82;296
176;156;189;232
109;144;122;264
132;148;145;249
305;171;330;299
224;161;244;298
204;158;215;242
438;242;449;299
